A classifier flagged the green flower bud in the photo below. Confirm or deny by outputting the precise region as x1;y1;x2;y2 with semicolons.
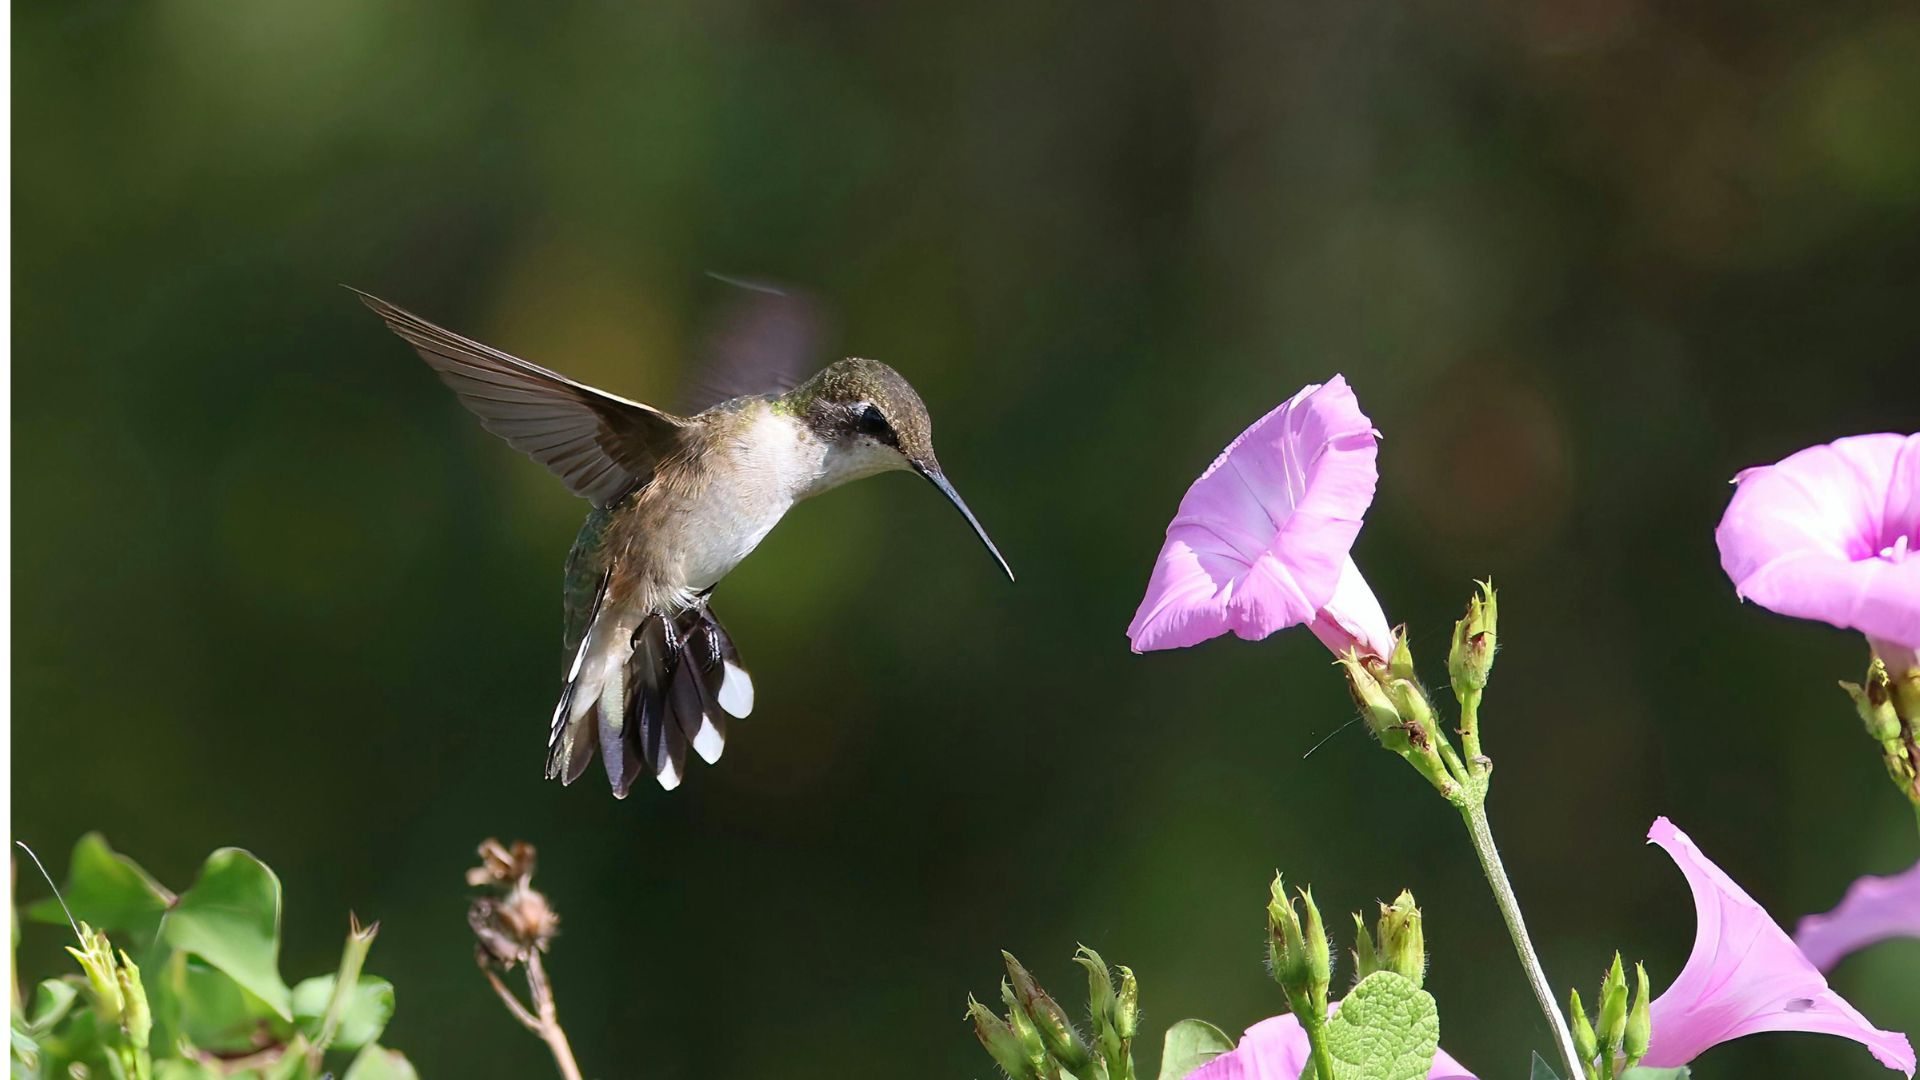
1843;660;1902;742
65;925;123;1023
1387;679;1441;753
1298;887;1331;1007
1568;988;1597;1066
970;995;1037;1080
1337;654;1405;748
1386;627;1417;686
1448;580;1498;695
1114;966;1139;1042
1597;953;1629;1059
1002;978;1048;1068
1268;876;1331;1016
1623;962;1651;1068
1267;874;1308;996
1375;890;1426;990
1004;952;1093;1072
115;950;150;1051
1351;912;1380;981
1074;946;1118;1034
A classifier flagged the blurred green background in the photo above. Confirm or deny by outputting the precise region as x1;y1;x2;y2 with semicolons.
14;0;1920;1076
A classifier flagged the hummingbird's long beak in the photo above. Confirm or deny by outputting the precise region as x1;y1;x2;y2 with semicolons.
914;462;1014;582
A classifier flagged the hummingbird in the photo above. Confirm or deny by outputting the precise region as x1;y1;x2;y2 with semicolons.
354;284;1012;797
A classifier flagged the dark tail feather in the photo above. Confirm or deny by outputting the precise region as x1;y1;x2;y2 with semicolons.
551;603;754;796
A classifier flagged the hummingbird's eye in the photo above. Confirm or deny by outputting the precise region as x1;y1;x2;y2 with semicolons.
855;403;894;442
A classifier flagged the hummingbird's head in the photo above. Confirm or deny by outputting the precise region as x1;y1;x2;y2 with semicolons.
798;358;1013;581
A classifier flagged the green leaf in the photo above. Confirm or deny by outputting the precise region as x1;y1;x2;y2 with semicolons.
343;1044;420;1080
292;975;394;1052
1156;1018;1234;1080
25;979;80;1033
164;957;290;1053
1620;1069;1691;1080
159;848;291;1020
27;834;175;945
1323;971;1439;1080
1529;1053;1563;1080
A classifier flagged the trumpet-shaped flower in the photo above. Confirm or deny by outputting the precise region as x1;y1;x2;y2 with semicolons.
1185;1011;1476;1080
1127;376;1393;660
1715;432;1920;660
1794;857;1920;973
1641;818;1915;1074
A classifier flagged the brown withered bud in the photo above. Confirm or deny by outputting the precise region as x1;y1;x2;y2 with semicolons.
467;838;538;889
467;839;559;968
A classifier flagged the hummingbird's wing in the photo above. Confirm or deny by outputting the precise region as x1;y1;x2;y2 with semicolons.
679;274;827;413
354;289;687;509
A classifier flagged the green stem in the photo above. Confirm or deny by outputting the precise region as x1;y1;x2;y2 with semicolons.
1298;1005;1337;1080
1456;689;1485;775
1461;798;1582;1080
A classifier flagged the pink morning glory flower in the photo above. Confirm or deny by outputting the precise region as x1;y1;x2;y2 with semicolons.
1641;817;1915;1074
1127;376;1393;661
1185;1011;1477;1080
1715;432;1920;662
1795;857;1920;973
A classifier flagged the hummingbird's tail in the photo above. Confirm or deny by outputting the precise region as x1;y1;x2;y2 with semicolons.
545;600;755;797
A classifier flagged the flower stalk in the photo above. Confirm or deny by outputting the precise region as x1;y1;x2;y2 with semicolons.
467;839;585;1080
1337;583;1584;1079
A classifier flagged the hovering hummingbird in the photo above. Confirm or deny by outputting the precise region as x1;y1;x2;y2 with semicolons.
354;282;1012;797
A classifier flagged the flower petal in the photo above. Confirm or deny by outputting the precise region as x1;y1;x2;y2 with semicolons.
1129;377;1380;653
1795;857;1920;973
1643;818;1915;1075
1185;1011;1476;1080
1717;432;1920;650
1308;557;1396;662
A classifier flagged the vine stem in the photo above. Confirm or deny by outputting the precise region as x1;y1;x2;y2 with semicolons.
483;953;585;1080
1462;799;1582;1080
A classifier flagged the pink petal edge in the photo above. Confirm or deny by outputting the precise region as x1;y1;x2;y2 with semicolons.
1643;817;1915;1076
1795;857;1920;974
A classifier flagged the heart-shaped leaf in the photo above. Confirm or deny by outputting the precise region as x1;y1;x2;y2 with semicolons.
27;834;175;944
163;956;291;1052
159;848;291;1019
1157;1018;1235;1080
1323;971;1439;1080
293;974;395;1052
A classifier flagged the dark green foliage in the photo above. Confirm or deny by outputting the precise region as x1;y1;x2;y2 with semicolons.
11;835;416;1080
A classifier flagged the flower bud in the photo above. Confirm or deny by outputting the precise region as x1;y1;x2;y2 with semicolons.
1351;912;1379;981
1299;887;1332;1006
1074;946;1117;1033
1568;988;1597;1065
1622;962;1651;1068
970;995;1036;1080
1843;660;1902;742
1337;654;1405;749
1448;580;1498;695
66;925;124;1023
1375;890;1426;990
1267;874;1311;1006
1003;952;1093;1073
1114;966;1139;1042
1386;627;1417;686
1001;978;1048;1068
1597;953;1629;1058
116;950;151;1050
